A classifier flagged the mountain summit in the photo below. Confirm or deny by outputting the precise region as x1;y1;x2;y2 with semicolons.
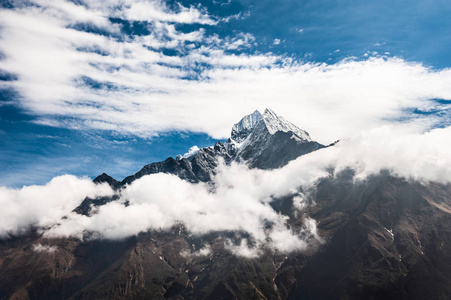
230;110;263;143
231;108;311;143
228;108;323;169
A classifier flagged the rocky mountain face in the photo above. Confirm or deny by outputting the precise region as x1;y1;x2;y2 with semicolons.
96;108;323;189
1;110;451;300
230;109;323;169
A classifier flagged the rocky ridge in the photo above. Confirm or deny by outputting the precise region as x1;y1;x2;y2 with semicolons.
96;108;323;189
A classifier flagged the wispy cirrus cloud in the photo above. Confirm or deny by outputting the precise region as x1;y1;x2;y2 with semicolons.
1;0;451;146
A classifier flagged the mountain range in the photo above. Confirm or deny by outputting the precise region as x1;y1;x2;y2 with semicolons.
1;109;451;300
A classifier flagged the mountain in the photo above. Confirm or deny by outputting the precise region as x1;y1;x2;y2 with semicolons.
291;173;451;299
1;109;451;300
98;108;324;187
78;108;324;216
230;108;323;169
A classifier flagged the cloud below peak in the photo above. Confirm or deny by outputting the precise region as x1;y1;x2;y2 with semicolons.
0;175;113;238
2;122;451;256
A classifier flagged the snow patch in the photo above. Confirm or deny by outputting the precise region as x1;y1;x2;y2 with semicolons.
384;227;394;240
183;145;200;158
33;243;57;253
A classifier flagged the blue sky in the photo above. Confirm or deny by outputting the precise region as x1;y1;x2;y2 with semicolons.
1;0;451;187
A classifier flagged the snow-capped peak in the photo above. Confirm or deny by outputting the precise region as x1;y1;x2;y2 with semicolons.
230;108;311;143
231;110;263;142
183;145;200;158
261;108;311;141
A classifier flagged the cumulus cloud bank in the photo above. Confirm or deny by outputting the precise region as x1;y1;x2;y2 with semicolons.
1;123;451;255
44;123;451;244
314;125;451;183
1;1;451;144
0;175;113;238
44;164;324;256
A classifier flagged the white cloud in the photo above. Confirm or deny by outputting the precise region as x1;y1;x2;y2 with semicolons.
3;123;451;256
205;33;255;50
29;0;115;30
46;0;216;25
44;163;323;255
220;11;250;23
224;239;261;258
43;121;451;251
1;2;451;144
180;245;212;258
247;122;451;186
0;175;113;238
313;125;451;184
104;0;216;24
273;38;281;45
